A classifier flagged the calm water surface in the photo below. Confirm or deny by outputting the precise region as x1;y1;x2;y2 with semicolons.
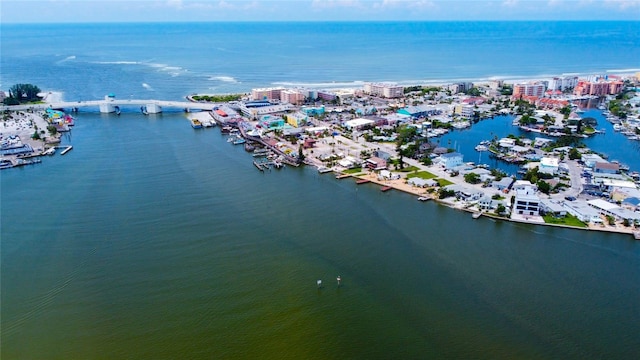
2;113;639;359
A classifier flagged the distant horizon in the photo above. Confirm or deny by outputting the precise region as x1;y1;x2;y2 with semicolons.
3;19;640;25
2;0;639;24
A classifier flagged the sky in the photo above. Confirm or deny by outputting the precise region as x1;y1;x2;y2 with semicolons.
1;0;639;23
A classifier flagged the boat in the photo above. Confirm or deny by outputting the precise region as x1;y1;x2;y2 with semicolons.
317;166;332;174
0;159;14;169
634;231;640;240
232;137;246;145
417;196;430;201
472;212;482;219
220;126;233;134
475;145;489;152
42;147;56;156
244;143;255;152
190;119;203;129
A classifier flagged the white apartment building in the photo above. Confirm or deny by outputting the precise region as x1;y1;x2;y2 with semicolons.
363;83;404;98
548;76;578;92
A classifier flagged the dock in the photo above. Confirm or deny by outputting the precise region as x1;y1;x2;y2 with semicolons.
335;174;351;179
381;186;392;192
58;145;73;155
356;179;370;184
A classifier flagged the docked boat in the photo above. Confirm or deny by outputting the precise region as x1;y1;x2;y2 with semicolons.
317;166;332;174
232;137;246;145
475;144;489;152
244;143;256;152
190;119;203;129
417;196;430;201
472;212;482;219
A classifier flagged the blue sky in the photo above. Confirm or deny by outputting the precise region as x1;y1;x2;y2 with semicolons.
2;0;639;23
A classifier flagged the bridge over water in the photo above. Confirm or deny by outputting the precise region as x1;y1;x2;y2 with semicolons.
1;97;220;114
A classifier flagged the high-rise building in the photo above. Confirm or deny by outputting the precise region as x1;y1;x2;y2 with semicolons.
513;82;546;97
363;83;404;98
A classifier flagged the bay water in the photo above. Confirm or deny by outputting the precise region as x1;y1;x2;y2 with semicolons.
2;21;640;359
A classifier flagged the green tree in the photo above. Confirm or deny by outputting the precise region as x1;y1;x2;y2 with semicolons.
297;144;305;164
8;83;42;103
464;172;481;184
496;204;506;215
537;180;551;195
568;147;581;160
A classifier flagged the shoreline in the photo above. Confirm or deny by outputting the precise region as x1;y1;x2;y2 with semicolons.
334;170;638;237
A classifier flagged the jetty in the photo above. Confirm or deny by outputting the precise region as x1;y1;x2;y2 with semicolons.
59;145;73;155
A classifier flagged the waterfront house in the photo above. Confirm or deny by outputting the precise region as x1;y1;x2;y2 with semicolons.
378;170;400;181
594;162;620;174
365;157;387;171
498;138;516;150
444;184;484;201
513;184;540;216
539;199;567;218
407;177;437;188
588;199;640;223
563;201;603;223
581;154;607;168
438;152;464;170
478;196;507;211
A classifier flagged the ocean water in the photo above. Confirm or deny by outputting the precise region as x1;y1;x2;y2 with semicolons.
2;21;639;100
2;22;640;359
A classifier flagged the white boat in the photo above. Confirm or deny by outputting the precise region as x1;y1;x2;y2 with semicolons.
417;196;430;201
475;145;489;152
317;166;332;174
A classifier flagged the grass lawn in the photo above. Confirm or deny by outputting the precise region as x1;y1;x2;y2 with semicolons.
343;167;362;174
406;171;438;179
436;178;454;187
398;166;420;173
543;214;588;228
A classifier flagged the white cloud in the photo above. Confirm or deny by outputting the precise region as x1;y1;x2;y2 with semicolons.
604;0;640;9
502;0;519;7
311;0;364;9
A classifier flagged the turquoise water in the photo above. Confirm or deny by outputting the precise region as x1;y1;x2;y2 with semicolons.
2;113;639;359
2;21;639;99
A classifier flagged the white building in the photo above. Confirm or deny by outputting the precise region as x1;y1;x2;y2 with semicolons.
539;157;559;175
343;118;375;131
363;83;404;98
438;152;464;170
548;76;579;92
513;184;541;216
